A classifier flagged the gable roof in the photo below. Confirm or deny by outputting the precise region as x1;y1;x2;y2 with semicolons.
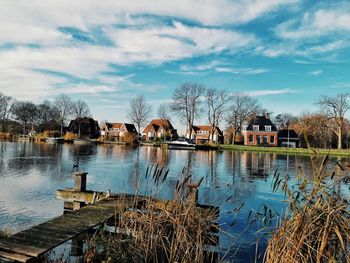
192;125;223;135
123;123;137;133
143;119;175;133
246;116;277;131
104;122;137;133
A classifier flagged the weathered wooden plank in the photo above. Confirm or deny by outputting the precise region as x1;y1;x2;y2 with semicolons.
0;240;46;257
16;228;72;242
56;189;109;204
0;249;34;263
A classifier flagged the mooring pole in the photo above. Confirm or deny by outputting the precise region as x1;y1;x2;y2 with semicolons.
73;172;88;210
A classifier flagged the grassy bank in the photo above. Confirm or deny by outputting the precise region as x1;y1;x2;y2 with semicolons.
218;144;350;156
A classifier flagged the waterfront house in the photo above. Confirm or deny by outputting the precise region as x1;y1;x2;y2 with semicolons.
278;129;300;148
242;113;278;146
142;119;178;141
187;125;224;144
68;117;100;139
100;122;138;143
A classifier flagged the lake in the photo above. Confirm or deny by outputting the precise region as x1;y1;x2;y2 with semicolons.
0;141;348;262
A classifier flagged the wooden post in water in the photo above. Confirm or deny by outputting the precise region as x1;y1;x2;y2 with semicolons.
73;172;87;210
185;183;199;204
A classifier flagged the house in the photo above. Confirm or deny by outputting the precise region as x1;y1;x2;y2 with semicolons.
278;129;300;148
187;125;224;144
100;122;138;143
68;117;100;139
143;119;178;141
242;114;278;146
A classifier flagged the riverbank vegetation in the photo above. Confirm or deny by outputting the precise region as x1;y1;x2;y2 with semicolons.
219;144;350;156
264;154;350;262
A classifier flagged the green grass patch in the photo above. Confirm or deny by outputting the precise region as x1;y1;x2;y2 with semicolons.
217;144;350;156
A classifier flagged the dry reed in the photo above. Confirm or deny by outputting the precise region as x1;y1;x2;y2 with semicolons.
264;153;350;263
85;165;219;263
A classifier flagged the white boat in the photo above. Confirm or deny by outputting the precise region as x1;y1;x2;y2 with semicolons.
167;138;196;150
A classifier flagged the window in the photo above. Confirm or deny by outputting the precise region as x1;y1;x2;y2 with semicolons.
253;125;259;131
263;136;268;144
113;128;119;131
249;135;254;143
270;136;274;143
242;125;247;131
265;126;271;132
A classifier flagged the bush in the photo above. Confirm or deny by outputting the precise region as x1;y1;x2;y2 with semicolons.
43;130;61;138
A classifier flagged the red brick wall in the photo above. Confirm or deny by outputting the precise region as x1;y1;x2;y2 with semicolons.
243;131;278;146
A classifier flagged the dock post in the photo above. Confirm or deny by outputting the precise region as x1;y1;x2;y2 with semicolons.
73;172;88;210
185;183;199;204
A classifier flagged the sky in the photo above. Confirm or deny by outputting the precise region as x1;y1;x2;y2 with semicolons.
1;0;350;131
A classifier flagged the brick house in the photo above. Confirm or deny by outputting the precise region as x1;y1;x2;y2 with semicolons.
142;119;178;141
100;122;138;142
242;114;278;146
187;125;223;144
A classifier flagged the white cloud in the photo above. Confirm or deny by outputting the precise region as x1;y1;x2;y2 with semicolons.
247;88;296;96
309;69;323;76
275;7;350;40
215;67;269;75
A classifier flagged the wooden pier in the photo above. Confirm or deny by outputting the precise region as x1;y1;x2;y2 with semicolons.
0;171;219;262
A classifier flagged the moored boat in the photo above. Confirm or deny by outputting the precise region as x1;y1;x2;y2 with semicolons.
167;138;196;150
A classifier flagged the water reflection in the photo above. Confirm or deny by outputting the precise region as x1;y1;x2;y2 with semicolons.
0;141;348;262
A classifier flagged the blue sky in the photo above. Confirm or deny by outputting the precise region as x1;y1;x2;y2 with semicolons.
1;0;350;131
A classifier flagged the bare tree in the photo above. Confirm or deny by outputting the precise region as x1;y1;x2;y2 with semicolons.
37;100;60;132
157;103;171;121
54;94;74;136
170;82;205;140
0;92;13;132
72;100;91;119
274;113;298;129
127;95;152;136
226;92;260;144
317;93;350;149
11;101;37;134
205;88;230;143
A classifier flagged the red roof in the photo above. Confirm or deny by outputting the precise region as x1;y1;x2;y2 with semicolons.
143;119;175;133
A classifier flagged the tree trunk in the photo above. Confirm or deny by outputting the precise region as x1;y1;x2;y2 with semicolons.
338;125;342;149
232;130;237;145
60;122;64;137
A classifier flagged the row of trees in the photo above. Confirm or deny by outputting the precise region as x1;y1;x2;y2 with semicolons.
127;83;350;149
0;93;90;135
128;82;261;142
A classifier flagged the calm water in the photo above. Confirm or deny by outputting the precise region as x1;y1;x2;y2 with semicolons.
0;142;349;261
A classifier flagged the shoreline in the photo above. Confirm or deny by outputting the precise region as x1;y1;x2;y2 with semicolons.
1;139;350;157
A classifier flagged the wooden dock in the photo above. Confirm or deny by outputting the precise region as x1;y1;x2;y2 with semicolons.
0;171;219;262
0;195;134;262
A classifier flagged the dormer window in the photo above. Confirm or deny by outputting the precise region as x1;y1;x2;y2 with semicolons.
265;126;271;132
253;125;259;131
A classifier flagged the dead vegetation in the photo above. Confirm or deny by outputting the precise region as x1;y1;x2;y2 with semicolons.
84;165;220;263
264;153;350;263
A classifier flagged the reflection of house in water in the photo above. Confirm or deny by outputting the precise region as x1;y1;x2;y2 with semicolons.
240;151;277;177
98;144;133;160
141;146;170;167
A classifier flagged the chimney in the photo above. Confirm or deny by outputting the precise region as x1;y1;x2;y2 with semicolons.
265;112;270;119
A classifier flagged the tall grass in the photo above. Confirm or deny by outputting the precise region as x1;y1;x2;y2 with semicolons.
84;165;219;263
264;153;350;262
